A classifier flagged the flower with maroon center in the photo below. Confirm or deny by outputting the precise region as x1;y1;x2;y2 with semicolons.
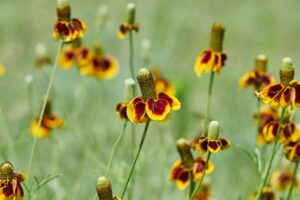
118;3;138;39
239;70;274;90
59;46;92;70
270;169;298;191
262;115;299;144
193;135;231;154
193;184;211;200
194;49;227;77
250;186;278;200
151;68;176;95
169;157;214;190
89;54;119;79
0;162;25;200
284;138;300;161
116;103;128;120
127;92;180;123
254;105;279;145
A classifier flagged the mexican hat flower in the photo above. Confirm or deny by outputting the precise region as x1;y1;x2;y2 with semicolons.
284;138;300;162
115;79;136;120
169;139;214;190
256;57;300;110
0;162;25;200
126;68;180;123
270;169;298;191
250;186;278;200
31;101;63;139
239;54;275;90
193;121;231;154
194;22;227;77
151;68;176;95
96;176;121;200
53;0;86;42
117;3;139;39
193;184;211;200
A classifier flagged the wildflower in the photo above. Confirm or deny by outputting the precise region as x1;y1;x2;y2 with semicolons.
118;3;139;39
194;22;227;77
239;54;275;90
151;68;176;95
34;43;53;68
270;169;298;191
262;115;299;144
53;0;86;42
284;138;300;161
193;184;211;200
115;79;136;120
194;121;231;154
250;186;278;200
96;176;121;200
256;57;300;110
96;5;109;29
0;162;25;200
0;64;5;77
126;68;180;123
254;105;279;145
31;101;63;138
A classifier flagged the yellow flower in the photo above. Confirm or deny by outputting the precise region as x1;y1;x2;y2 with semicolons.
0;64;5;77
270;169;298;191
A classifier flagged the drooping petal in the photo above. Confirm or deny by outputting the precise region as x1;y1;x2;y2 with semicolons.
59;48;75;69
256;83;284;106
115;103;128;120
194;49;215;77
194;137;208;155
31;118;51;138
207;140;222;153
219;138;231;150
169;160;190;190
126;97;147;123
157;92;181;110
91;55;119;79
43;116;64;129
279;87;295;109
192;157;214;181
145;98;170;121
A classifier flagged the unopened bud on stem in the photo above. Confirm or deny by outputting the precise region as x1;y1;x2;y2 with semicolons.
126;3;136;24
57;0;71;21
208;121;219;140
124;78;136;102
96;176;113;200
176;138;194;168
280;57;294;86
209;22;225;52
255;54;267;73
137;68;156;101
0;162;14;180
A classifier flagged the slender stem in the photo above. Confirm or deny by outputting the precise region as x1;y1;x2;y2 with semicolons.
188;171;195;198
26;40;64;185
190;152;211;200
255;99;261;146
255;108;286;200
203;72;215;135
105;120;128;176
128;30;135;80
121;119;151;198
286;161;299;200
128;123;136;200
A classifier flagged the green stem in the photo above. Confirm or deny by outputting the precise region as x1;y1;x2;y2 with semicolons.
26;40;64;186
128;123;136;200
128;30;135;80
105;120;128;176
203;72;215;135
286;161;299;200
255;108;286;200
121;119;151;198
189;171;195;198
255;99;261;146
190;152;211;200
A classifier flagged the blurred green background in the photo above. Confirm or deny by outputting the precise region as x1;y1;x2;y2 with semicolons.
1;0;300;199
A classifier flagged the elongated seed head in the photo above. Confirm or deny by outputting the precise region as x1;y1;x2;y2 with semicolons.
57;0;71;21
280;57;294;86
208;121;219;140
96;176;113;200
209;22;225;52
126;3;136;24
255;54;267;73
137;68;156;101
0;161;14;180
176;138;194;168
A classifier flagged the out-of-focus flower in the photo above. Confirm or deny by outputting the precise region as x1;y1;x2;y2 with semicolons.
284;138;300;161
53;0;86;42
0;162;25;200
270;169;298;191
118;3;138;39
193;184;211;200
115;79;135;120
250;186;278;200
0;64;5;77
34;43;53;68
194;23;227;77
31;101;63;139
151;68;176;95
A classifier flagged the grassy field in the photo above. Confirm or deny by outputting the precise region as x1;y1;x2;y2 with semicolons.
1;0;300;199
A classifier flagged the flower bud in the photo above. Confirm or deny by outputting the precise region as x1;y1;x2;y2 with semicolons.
35;43;47;57
57;0;71;21
176;138;194;168
141;38;151;65
137;68;157;101
96;176;113;200
124;78;136;102
255;54;267;73
24;74;34;84
97;5;109;28
208;121;219;140
126;3;136;24
0;161;14;180
280;57;294;86
209;22;225;52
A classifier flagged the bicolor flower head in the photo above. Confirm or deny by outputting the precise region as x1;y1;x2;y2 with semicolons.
31;101;64;139
53;0;86;42
193;184;211;200
194;121;231;154
151;68;176;95
262;115;299;144
254;105;279;145
256;57;300;110
0;162;25;200
89;54;119;79
270;169;298;191
96;176;121;200
284;138;300;162
115;79;135;121
169;157;214;190
250;186;278;200
194;22;227;77
126;68;180;123
118;3;139;39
